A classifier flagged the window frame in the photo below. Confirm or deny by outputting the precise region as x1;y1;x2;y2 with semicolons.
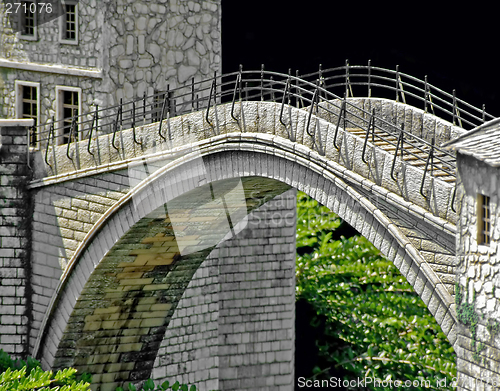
477;193;491;246
59;0;79;45
152;90;166;123
55;85;82;146
19;0;38;41
15;80;41;149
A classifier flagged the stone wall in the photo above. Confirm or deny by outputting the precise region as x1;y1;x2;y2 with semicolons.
455;154;500;389
0;0;221;140
0;124;32;358
152;189;296;391
29;169;131;354
103;0;221;106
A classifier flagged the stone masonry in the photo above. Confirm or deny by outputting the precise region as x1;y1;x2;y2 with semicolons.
444;121;500;390
0;121;33;359
37;173;293;390
0;0;220;140
151;189;296;391
0;95;479;389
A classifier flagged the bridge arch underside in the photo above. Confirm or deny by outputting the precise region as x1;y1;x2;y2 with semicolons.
40;146;457;390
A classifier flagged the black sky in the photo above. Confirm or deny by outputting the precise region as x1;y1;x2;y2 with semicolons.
221;1;499;117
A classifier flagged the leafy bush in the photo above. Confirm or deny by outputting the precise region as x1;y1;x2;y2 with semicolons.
0;349;40;375
0;350;195;391
0;351;91;391
295;192;456;389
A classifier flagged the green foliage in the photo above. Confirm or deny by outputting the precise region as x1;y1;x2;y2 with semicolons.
486;318;500;336
455;282;478;333
295;192;456;389
0;350;195;391
456;280;500;364
0;355;91;391
0;349;39;375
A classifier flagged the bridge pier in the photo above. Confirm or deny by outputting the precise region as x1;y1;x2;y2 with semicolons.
0;121;33;359
151;189;296;391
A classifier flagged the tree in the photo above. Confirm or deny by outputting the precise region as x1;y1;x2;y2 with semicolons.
295;192;456;390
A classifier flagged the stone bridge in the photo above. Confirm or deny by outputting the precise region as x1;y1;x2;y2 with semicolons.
0;70;494;391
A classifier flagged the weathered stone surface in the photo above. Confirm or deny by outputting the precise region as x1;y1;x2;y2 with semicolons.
0;0;221;135
0;126;31;359
451;151;500;390
151;190;296;391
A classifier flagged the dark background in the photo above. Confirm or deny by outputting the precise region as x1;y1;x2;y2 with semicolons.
221;1;499;118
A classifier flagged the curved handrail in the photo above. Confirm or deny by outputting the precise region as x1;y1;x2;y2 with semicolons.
33;62;496;189
299;62;494;127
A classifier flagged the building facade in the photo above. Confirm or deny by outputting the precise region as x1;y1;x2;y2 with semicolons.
445;120;500;389
0;0;221;148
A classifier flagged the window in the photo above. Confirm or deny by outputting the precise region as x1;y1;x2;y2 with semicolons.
152;90;172;122
20;0;37;40
59;1;78;44
478;194;491;246
152;90;166;122
15;81;40;148
56;86;81;145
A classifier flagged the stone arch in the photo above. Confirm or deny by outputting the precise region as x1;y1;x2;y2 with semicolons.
36;134;457;390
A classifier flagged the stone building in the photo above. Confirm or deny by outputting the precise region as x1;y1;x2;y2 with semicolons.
0;0;221;148
444;120;500;389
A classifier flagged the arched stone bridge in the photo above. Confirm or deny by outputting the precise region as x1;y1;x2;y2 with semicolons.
0;69;490;390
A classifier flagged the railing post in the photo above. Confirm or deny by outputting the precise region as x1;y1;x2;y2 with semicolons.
367;59;372;98
306;87;319;151
191;77;195;112
112;99;122;151
166;85;171;115
451;186;457;213
66;115;77;160
260;64;265;101
158;86;171;142
452;89;457;125
395;65;406;104
318;64;324;100
44;117;55;167
452;89;462;127
279;77;290;127
390;124;405;181
279;76;294;142
345;59;352;97
142;91;146;127
296;70;304;108
87;105;98;155
423;75;434;115
333;95;346;150
270;76;275;102
396;65;400;102
362;108;375;163
231;67;242;122
205;73;219;134
482;104;486;123
420;137;435;197
424;75;428;113
131;100;141;145
206;76;216;126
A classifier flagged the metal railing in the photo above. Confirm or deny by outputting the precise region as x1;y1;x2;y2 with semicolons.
299;60;495;128
31;61;494;210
